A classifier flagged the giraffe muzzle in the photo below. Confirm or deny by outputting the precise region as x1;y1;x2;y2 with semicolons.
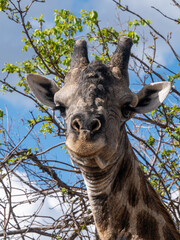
71;114;104;138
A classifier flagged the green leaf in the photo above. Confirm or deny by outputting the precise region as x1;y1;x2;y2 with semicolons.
80;224;87;231
127;31;139;44
61;187;68;196
147;136;155;146
89;10;98;21
0;109;4;118
0;0;9;11
56;236;61;240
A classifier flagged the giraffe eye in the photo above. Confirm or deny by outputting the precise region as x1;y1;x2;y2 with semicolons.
121;105;131;119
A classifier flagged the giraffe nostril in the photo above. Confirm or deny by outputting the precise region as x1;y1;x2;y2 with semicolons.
71;118;82;132
71;115;104;135
90;118;101;133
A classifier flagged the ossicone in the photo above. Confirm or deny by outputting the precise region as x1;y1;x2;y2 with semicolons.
70;39;89;70
109;36;133;86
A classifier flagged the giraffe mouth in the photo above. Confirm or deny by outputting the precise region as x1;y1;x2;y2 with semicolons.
65;133;108;168
67;148;109;169
66;138;106;157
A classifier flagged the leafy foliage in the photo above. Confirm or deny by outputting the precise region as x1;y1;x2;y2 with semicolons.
0;0;179;239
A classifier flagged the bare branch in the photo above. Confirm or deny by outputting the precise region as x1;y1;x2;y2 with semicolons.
151;6;180;23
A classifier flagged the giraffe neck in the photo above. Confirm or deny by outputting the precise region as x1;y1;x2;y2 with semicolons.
78;130;179;240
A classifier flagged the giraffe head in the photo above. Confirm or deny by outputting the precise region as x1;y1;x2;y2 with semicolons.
27;37;171;169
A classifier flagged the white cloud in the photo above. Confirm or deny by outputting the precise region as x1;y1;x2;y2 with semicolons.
114;0;180;65
0;171;67;239
0;171;94;240
1;0;179;109
85;0;180;65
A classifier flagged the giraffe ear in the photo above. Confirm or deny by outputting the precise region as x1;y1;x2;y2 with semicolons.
134;82;171;114
26;74;59;108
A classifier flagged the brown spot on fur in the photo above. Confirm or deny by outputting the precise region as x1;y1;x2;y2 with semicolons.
138;168;179;235
92;193;109;232
114;206;130;233
118;230;132;240
138;168;156;210
163;225;179;240
128;184;139;207
137;210;160;240
112;155;132;193
110;230;132;240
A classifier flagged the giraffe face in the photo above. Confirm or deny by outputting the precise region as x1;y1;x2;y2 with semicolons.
54;61;136;167
26;38;171;168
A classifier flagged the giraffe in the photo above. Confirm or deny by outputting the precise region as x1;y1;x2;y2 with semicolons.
26;37;180;240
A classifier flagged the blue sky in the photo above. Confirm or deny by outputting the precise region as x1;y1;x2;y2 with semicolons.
0;1;179;238
1;0;179;111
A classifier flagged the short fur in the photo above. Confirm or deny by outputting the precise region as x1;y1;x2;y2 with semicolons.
26;37;179;240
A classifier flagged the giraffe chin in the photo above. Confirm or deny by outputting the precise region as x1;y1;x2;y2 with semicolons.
65;136;108;169
94;156;109;169
68;149;109;169
65;135;106;156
